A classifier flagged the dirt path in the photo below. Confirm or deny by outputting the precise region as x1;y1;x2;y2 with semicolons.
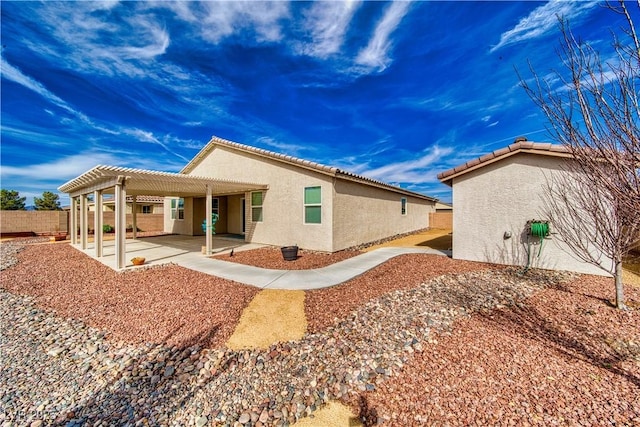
363;228;452;252
225;289;307;350
225;228;453;425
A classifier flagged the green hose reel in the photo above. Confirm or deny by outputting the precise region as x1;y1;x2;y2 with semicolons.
527;220;550;239
523;219;551;273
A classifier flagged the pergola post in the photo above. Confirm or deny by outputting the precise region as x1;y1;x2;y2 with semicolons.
115;176;127;269
70;197;78;245
94;190;103;257
205;184;212;255
131;195;137;240
80;194;88;250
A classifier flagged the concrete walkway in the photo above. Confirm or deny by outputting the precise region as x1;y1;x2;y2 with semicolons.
190;247;450;290
74;235;451;290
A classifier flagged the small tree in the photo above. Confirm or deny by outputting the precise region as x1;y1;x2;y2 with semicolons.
34;191;62;211
519;1;640;308
0;189;26;210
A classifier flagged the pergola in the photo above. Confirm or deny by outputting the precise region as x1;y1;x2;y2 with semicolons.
58;165;268;269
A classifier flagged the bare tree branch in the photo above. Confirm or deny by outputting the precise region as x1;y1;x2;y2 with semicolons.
519;0;640;308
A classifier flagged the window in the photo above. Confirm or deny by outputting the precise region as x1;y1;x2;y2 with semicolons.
170;198;184;220
212;198;219;215
142;205;151;214
401;197;407;215
304;186;321;224
251;192;263;222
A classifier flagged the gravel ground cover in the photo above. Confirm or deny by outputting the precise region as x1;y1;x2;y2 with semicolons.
1;238;639;426
356;274;640;426
305;254;496;333
1;242;258;348
213;247;362;270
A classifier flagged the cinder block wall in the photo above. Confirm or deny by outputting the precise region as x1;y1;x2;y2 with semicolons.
0;211;68;235
429;212;453;229
85;213;164;232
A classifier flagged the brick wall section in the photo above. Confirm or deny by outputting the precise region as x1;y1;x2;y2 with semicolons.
429;212;453;230
0;211;68;235
0;211;164;236
87;213;164;232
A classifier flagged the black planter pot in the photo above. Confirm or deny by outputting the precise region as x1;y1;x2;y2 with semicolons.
281;246;299;261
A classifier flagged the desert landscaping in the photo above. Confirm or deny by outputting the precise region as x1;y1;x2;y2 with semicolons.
1;233;639;426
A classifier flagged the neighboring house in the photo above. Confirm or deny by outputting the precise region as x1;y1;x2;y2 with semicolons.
168;136;437;252
437;139;608;276
88;195;164;214
434;201;453;212
60;136;437;267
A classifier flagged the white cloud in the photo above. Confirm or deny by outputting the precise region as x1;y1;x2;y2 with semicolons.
0;152;118;181
121;128;191;162
27;3;170;77
2;57;78;114
490;0;598;53
357;145;454;184
299;1;362;58
200;1;290;43
355;1;412;72
256;136;309;155
487;121;500;128
1;56;119;135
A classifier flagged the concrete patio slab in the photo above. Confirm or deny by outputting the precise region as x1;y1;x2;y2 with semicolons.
72;235;451;290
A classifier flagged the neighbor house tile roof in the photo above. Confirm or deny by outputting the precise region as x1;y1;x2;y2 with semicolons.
182;135;438;202
437;140;571;186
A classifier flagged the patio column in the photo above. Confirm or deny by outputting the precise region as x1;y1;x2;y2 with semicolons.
131;195;137;240
80;194;88;250
205;184;212;255
94;190;103;257
115;176;127;269
70;197;78;245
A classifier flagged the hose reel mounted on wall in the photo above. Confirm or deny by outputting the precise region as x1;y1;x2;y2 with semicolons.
523;219;551;273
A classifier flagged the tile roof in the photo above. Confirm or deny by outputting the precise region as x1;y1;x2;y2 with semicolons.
182;135;437;202
437;140;571;185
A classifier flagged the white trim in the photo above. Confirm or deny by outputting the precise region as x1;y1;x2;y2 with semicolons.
250;191;264;223
303;185;322;225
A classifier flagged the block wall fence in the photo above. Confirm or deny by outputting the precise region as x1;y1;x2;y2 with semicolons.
429;212;453;230
0;211;163;236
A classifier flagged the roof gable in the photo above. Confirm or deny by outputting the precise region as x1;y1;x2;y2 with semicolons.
182;135;437;202
437;140;572;186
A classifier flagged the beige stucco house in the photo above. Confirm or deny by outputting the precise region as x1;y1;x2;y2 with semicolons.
438;139;608;276
60;136;437;268
167;136;437;252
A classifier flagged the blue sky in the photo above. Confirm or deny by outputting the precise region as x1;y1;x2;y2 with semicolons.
0;1;632;205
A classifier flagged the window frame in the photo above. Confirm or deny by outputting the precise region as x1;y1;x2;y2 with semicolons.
142;205;152;214
304;186;322;224
212;197;219;216
170;198;184;220
401;197;407;216
251;192;263;222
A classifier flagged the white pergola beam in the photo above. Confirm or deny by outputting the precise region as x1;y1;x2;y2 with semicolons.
132;195;137;240
94;190;103;257
115;176;127;269
80;194;88;250
205;184;212;255
70;197;78;245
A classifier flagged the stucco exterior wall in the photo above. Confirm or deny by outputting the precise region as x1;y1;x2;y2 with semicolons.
186;146;335;251
164;197;194;236
452;153;608;276
332;179;433;251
